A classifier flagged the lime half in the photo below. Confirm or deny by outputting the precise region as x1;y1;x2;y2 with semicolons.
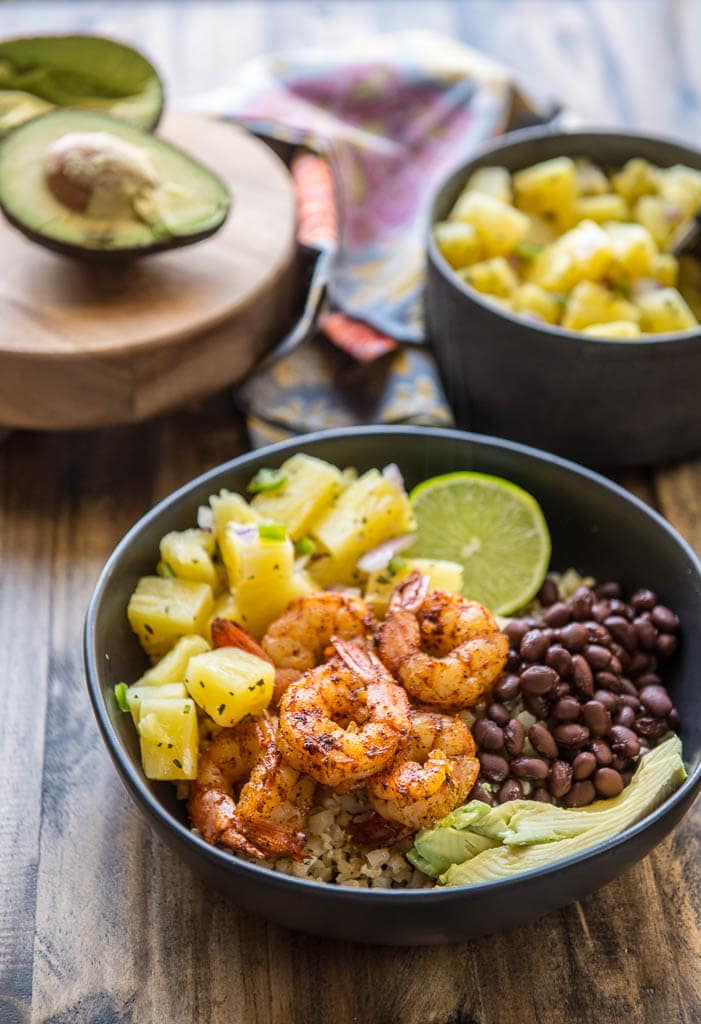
409;472;551;615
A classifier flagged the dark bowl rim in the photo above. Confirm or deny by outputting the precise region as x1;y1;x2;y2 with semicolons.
427;124;701;348
84;424;701;902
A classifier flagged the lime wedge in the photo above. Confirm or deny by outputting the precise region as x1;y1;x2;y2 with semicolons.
408;472;551;615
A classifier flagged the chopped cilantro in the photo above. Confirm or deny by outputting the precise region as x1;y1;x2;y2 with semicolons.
247;468;287;494
295;536;316;556
114;682;130;713
258;523;286;542
388;555;407;575
514;242;544;261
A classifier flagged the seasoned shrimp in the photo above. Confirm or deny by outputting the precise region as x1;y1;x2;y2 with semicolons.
276;638;410;788
189;715;313;861
210;616;300;706
364;709;480;832
376;572;508;709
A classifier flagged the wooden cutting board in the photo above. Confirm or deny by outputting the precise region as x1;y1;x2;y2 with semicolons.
0;110;297;429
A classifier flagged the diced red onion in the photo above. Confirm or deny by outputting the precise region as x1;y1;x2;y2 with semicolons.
233;524;259;542
665;204;683;223
382;463;406;495
197;505;214;531
356;533;416;574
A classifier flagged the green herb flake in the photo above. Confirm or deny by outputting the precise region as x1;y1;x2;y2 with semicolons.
114;682;130;712
217;703;226;715
144;624;154;635
247;468;288;494
388;555;407;574
183;704;190;714
258;523;287;542
294;536;317;557
173;758;183;770
613;280;631;298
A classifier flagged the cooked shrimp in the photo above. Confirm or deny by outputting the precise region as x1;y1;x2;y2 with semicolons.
210;617;299;706
365;709;480;832
276;637;410;787
189;715;313;861
376;572;508;709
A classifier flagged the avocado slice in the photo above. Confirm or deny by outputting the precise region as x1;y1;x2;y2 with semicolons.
0;109;230;259
0;35;163;136
0;89;53;135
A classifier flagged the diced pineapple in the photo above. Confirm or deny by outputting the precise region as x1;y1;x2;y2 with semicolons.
562;282;640;331
612;158;659;203
572;194;629;224
364;558;464;617
128;683;188;725
185;647;274;727
464;165;512;204
459;257;519;297
127;577;214;660
527;220;613;292
633;195;683;250
510;283;562;324
449;190;529;257
574;159;609;196
635;287;698;333
251;453;344;541
521;214;559;248
581;320;641;339
513;156;577;218
135;634;211;687
137;697;198;780
209;489;259;540
433;220;481;269
604;221;657;279
159;528;217;589
658;164;701;217
205;592;243;642
651;252;679;287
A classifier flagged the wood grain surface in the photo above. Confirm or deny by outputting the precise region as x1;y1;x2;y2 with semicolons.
0;3;700;1023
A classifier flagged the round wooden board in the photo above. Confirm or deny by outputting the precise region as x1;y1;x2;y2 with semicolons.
0;110;297;428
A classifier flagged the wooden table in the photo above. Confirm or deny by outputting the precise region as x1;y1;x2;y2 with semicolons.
1;3;699;1022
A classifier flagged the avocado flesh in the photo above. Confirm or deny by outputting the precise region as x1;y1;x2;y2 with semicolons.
0;109;230;257
0;35;163;136
0;89;53;134
408;735;686;885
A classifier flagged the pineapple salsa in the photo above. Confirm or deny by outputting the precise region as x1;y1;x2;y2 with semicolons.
433;155;701;337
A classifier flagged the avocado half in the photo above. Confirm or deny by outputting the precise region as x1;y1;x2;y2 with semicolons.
0;109;231;259
0;34;164;136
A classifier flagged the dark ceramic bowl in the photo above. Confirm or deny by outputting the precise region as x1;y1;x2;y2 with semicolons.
427;128;701;468
85;426;701;945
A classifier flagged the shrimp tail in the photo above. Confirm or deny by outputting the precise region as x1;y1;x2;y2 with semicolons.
347;813;413;849
211;617;273;663
331;636;383;681
389;570;430;614
219;824;271;860
240;818;308;861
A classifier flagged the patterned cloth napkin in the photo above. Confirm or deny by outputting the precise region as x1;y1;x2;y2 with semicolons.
192;32;552;446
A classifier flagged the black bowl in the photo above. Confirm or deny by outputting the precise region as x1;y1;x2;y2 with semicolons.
84;426;701;945
427;128;701;468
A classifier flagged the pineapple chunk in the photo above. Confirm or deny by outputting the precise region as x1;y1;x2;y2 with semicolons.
651;252;679;287
137;697;198;780
127;577;214;660
459;257;519;297
574;159;609;196
658;164;701;217
604;222;657;279
527;220;613;292
433;220;481;269
633;195;683;250
449;190;529;257
636;288;698;333
464;165;512;204
562;282;640;331
364;558;464;617
612;158;659;203
127;683;188;725
581;320;641;339
513;156;577;218
572;194;628;224
159;528;217;589
521;214;559;248
310;470;415;586
135;634;210;687
510;283;562;324
185;647;274;727
209;489;259;540
251;453;344;541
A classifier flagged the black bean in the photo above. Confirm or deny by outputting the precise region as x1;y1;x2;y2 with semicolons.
592;600;612;623
614;705;636;729
529;723;559;759
506;650;522;672
510;756;549;781
553;723;590;749
628;651;652;677
493;673;521;702
571;587;595;621
584;644;611;670
668;708;681;729
487;702;511;727
610;643;631;671
542;602;572;627
498;778;523;803
620;694;641;711
596;582;622;599
553;682;572;699
505;619;531;648
634;716;669;741
609;599;632;620
470;782;496;806
552;696;581;722
549;759;573;798
594;767;623;797
605;616;637;653
523;693;550;719
503;718;525;756
581;700;612;737
520;629;551;662
631;588;657;612
565;780;596;807
531;787;552;804
545;645;573;677
571;654;594;699
584;622;611;645
538;579;559;607
639;684;672;718
594;670;623;693
619;677;639;697
633;616;657;651
593;689;619;713
559;622;588;652
655;633;678;659
609;656;624;675
636;672;662;688
478;752;510;782
651;605;680;633
572;751;597;779
621;769;634;787
474;718;504;751
609;725;640;758
519;665;558;696
589;738;613;766
611;754;632;772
